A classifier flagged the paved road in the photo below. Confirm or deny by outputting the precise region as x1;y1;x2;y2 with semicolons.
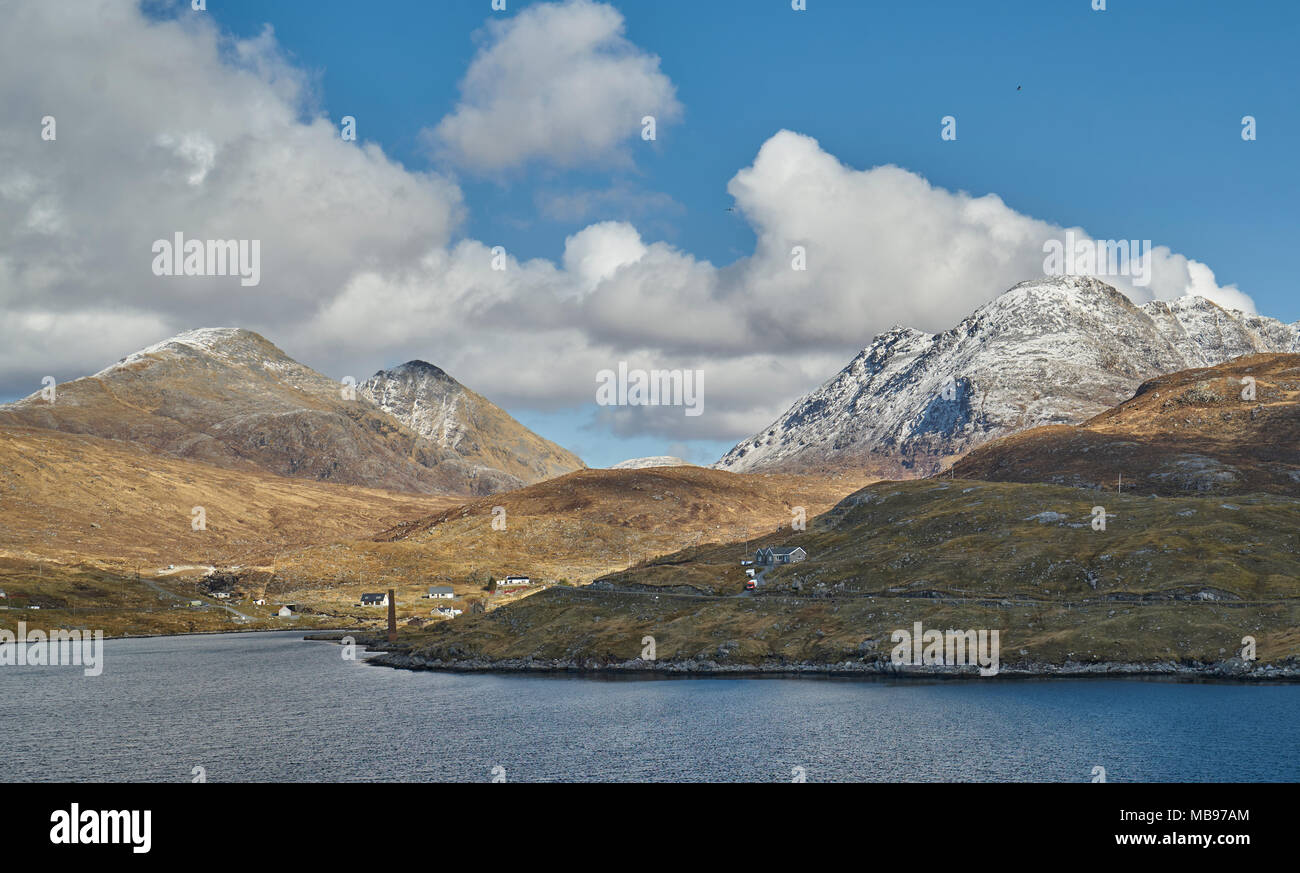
551;583;1297;610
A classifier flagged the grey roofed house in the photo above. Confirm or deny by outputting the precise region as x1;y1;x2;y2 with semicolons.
754;546;807;565
360;592;389;606
427;586;455;598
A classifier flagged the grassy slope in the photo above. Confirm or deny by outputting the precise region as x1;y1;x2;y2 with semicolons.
400;479;1300;668
0;425;460;635
447;382;587;484
1;431;869;636
401;588;1298;668
0;557;347;637
267;465;870;609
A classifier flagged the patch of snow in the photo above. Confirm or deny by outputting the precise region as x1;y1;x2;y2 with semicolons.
611;456;691;469
716;276;1299;473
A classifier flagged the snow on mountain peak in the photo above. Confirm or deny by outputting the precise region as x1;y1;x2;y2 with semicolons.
717;277;1300;476
90;327;294;380
359;363;470;449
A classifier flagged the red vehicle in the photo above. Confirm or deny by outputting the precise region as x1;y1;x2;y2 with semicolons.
744;579;757;591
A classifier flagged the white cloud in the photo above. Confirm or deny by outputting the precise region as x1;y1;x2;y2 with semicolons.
709;130;1254;343
0;1;1261;455
563;221;647;290
0;3;462;384
428;0;682;173
1138;248;1253;313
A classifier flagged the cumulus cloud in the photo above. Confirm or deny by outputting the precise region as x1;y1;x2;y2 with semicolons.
0;0;1260;457
713;131;1254;341
0;1;462;379
563;221;647;290
428;0;682;173
1137;248;1253;313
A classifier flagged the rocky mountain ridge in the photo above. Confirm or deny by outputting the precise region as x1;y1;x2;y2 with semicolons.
716;277;1300;476
359;360;584;487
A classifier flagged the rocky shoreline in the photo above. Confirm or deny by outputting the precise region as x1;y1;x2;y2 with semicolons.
366;649;1300;681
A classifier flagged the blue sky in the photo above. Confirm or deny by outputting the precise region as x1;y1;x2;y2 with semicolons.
204;0;1298;304
205;0;1297;464
6;1;1296;467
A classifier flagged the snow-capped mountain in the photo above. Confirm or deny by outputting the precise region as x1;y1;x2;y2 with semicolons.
716;276;1300;476
359;361;584;487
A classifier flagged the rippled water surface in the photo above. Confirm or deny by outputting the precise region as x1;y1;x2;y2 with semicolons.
2;631;1296;782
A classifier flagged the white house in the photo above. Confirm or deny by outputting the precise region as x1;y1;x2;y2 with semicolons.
253;598;267;606
360;593;389;607
500;575;531;587
427;586;455;599
277;605;294;617
434;606;462;618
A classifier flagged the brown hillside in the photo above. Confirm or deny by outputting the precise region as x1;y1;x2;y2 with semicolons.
269;465;872;601
952;353;1300;495
0;425;459;570
0;422;866;636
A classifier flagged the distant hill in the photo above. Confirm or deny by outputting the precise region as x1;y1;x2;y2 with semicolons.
610;456;691;469
952;353;1300;495
0;328;582;495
